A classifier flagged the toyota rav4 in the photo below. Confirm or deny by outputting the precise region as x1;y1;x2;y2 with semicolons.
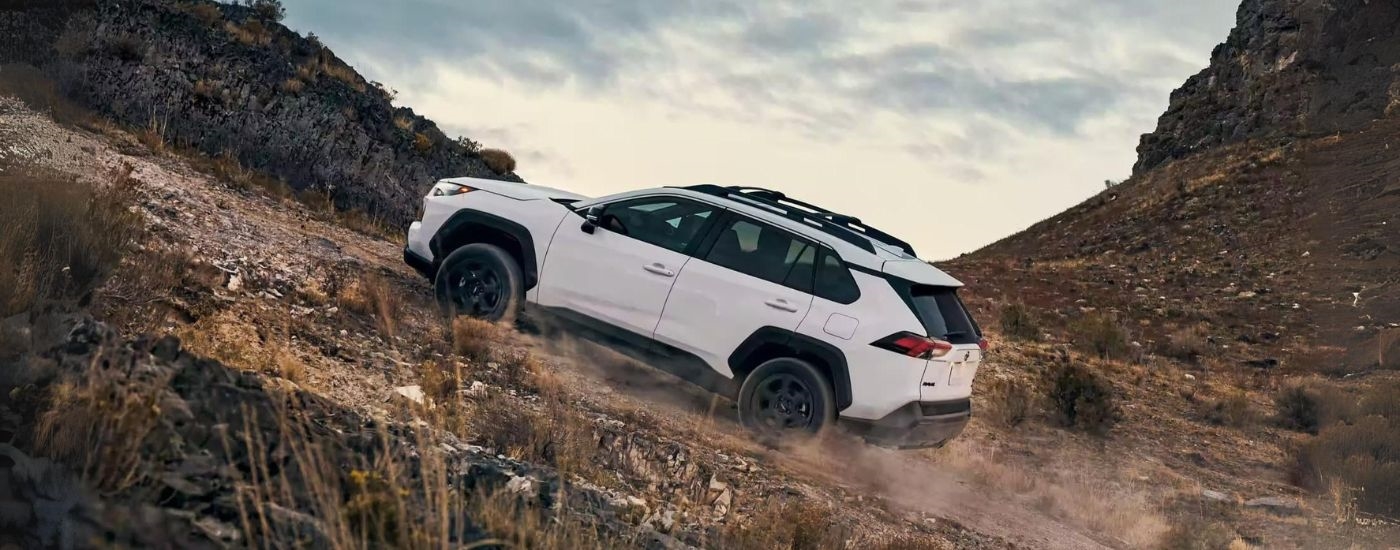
404;178;986;448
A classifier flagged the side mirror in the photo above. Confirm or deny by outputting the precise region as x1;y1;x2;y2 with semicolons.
581;205;604;234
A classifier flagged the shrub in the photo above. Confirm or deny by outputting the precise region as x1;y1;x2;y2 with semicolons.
247;0;285;22
0;165;141;317
1157;516;1236;550
1293;415;1400;517
224;21;271;46
1047;362;1119;434
480;148;517;174
413;132;433;153
983;377;1032;428
998;303;1041;341
1070;313;1130;360
182;3;223;26
1201;391;1253;427
105;33;145;62
1273;383;1350;434
1161;324;1209;363
456;136;482;154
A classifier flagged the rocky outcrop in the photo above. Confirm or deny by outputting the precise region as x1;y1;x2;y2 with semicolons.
0;0;520;226
1134;0;1400;173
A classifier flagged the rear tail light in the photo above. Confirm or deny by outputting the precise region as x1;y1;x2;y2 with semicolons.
872;332;954;359
978;338;989;351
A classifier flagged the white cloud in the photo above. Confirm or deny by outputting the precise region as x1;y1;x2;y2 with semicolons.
284;0;1237;259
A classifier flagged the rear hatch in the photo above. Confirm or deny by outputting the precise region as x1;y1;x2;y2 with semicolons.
903;285;984;402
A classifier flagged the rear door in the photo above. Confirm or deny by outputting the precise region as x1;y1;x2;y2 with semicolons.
654;212;817;376
537;196;718;337
906;286;984;401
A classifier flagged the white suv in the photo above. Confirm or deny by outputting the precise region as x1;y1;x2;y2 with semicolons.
405;178;986;448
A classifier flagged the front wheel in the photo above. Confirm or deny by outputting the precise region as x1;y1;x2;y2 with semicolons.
737;357;836;437
434;243;523;322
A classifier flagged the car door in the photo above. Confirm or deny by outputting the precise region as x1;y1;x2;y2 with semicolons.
654;212;817;377
537;195;718;338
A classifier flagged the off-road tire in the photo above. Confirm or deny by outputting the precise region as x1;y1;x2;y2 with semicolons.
738;357;837;437
434;243;523;323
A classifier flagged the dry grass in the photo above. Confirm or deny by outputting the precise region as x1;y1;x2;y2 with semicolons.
1273;382;1351;434
1291;380;1400;517
452;316;501;363
998;302;1041;341
33;364;168;493
480;148;517;174
1161;324;1210;364
224;20;272;47
0;64;107;129
413;132;433;153
393;116;414;132
339;274;401;339
1157;515;1237;550
320;60;365;92
0;164;142;317
1201;391;1254;427
95;246;193;332
982;376;1033;428
105;33;146;62
280;78;305;94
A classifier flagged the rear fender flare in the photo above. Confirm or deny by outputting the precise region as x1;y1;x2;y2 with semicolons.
728;327;853;411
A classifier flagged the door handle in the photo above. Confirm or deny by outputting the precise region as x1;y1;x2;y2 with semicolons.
764;298;799;312
643;263;675;277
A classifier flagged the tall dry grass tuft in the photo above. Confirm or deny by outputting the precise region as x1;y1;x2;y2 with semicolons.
0;164;142;317
34;363;168;493
340;274;401;339
452;316;501;363
479;148;516;174
1070;313;1131;360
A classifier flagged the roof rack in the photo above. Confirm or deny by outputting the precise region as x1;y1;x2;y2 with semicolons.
678;185;917;257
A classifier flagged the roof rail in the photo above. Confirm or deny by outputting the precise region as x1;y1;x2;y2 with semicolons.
678;185;917;257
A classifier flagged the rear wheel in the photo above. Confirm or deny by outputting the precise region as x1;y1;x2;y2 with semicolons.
434;243;522;322
738;358;836;437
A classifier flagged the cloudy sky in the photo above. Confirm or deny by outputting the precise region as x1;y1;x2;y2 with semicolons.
283;1;1238;260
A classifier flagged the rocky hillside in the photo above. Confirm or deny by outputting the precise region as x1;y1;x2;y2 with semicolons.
1133;0;1400;173
951;0;1400;373
0;0;518;226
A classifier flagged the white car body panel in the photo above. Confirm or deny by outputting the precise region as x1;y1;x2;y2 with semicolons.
654;258;814;378
407;179;984;447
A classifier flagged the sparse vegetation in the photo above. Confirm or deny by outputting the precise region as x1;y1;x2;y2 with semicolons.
1291;381;1400;517
413;132;433;153
1047;361;1119;434
225;20;272;46
280;77;305;94
1157;515;1237;550
1273;383;1351;434
456;136;483;154
245;0;285;22
998;302;1041;341
983;377;1033;428
1161;324;1210;364
1201;391;1253;427
1069;313;1131;360
180;2;223;26
340;274;401;338
480;148;517;174
105;33;145;62
0;165;141;317
452;316;501;363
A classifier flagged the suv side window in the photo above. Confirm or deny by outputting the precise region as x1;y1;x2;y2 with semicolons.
597;197;716;253
814;250;860;304
705;216;814;288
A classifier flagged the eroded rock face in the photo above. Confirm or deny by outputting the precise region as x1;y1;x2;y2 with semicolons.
1134;0;1400;173
0;0;522;227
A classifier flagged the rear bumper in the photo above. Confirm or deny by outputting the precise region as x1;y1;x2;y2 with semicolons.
404;246;436;280
841;399;971;450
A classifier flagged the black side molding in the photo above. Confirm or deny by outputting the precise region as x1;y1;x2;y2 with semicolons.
430;209;539;289
728;327;853;411
404;246;435;280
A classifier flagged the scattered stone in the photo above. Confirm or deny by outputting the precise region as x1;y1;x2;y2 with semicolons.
226;273;243;292
1244;496;1301;515
1201;489;1230;502
392;385;425;405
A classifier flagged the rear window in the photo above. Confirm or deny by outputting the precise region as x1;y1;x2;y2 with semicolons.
908;286;982;345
